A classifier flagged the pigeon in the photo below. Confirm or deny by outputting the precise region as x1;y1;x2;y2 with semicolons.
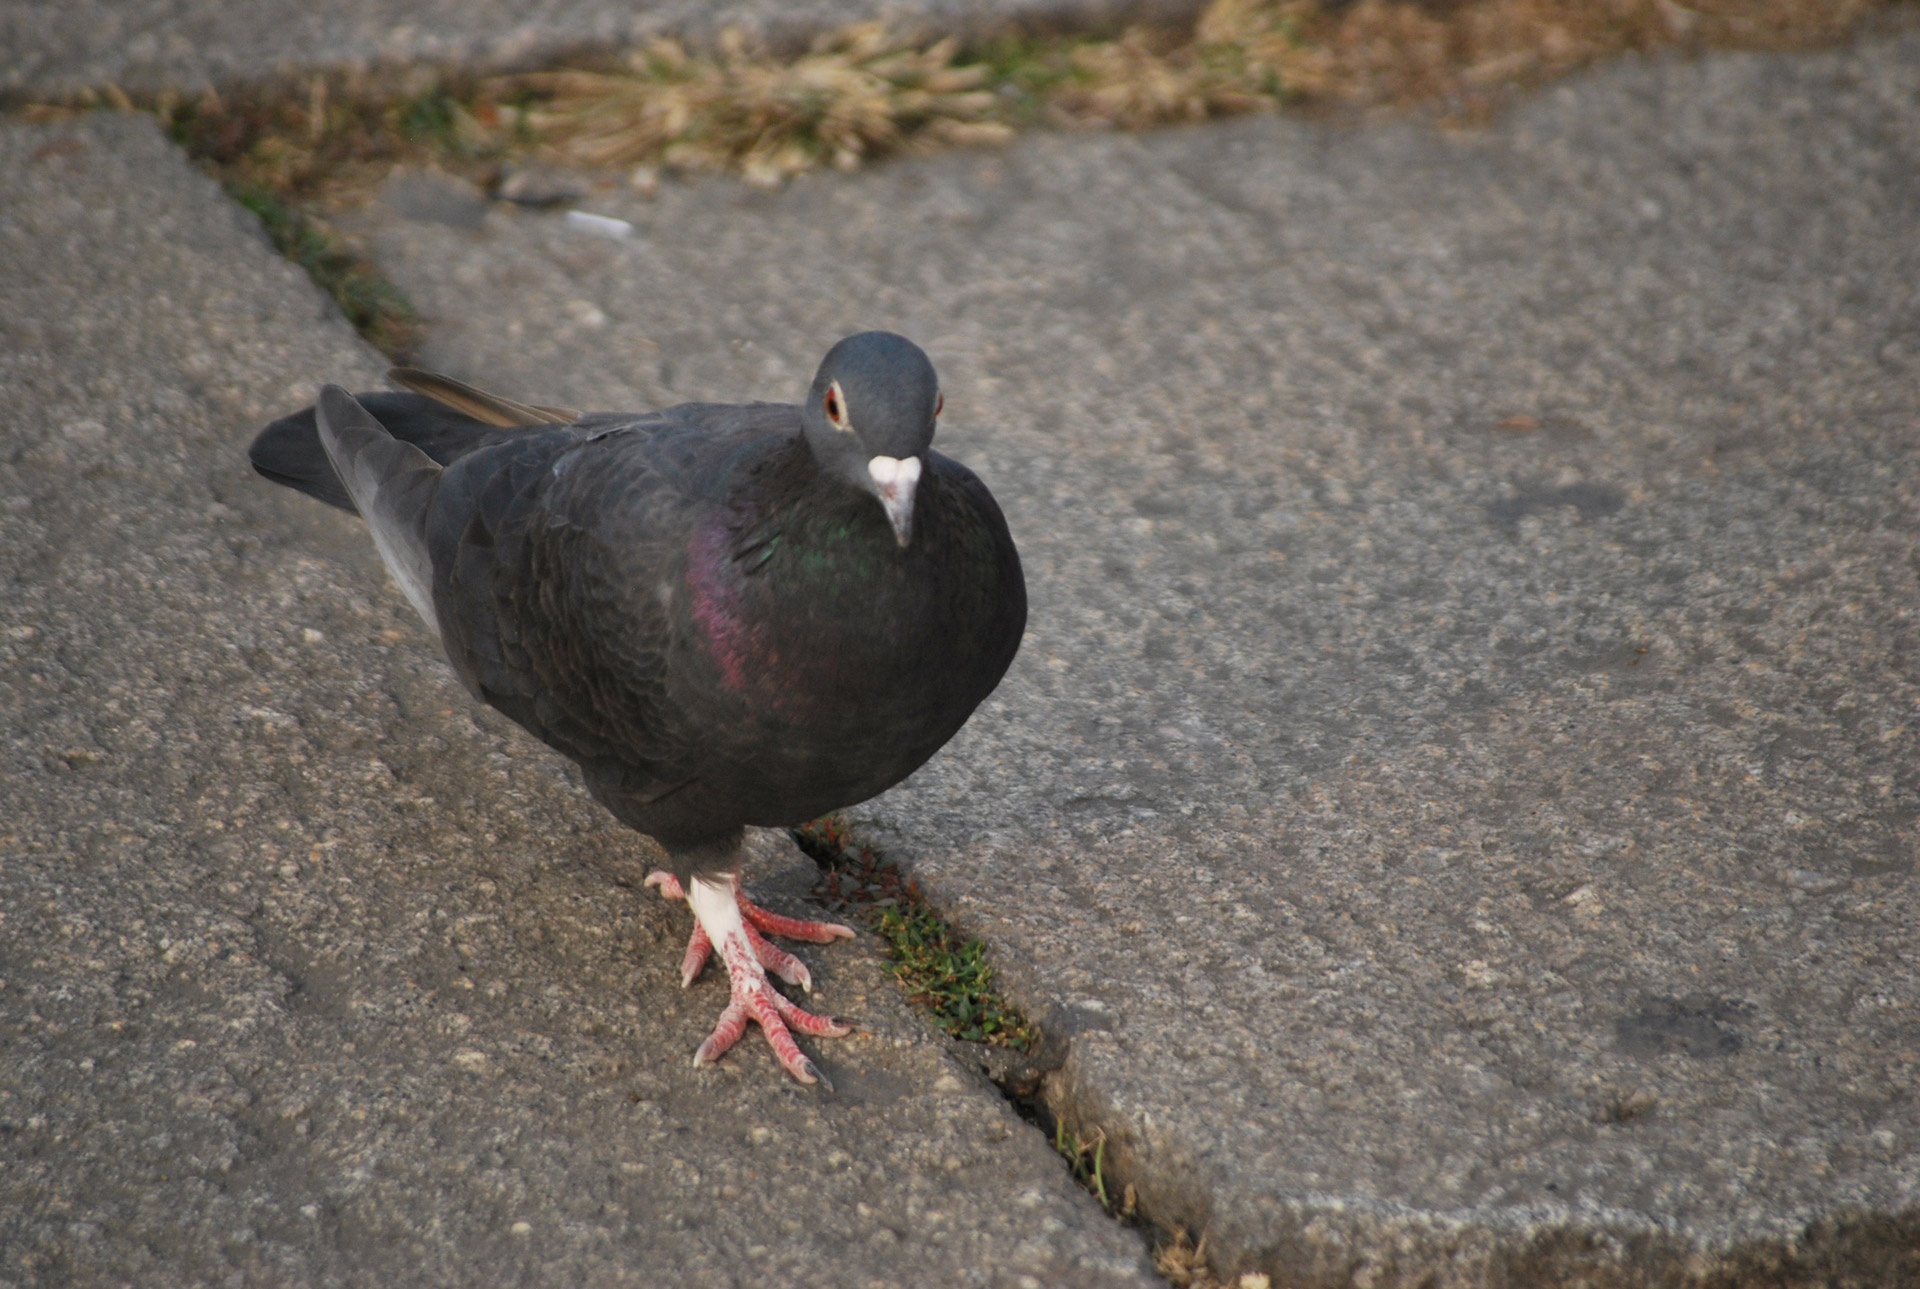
249;332;1026;1085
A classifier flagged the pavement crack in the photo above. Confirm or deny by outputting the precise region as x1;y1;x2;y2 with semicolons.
792;816;1230;1288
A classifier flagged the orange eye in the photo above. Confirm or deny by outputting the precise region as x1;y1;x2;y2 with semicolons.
825;390;841;422
935;393;943;417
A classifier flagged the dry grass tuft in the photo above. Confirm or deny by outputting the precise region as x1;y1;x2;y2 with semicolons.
1036;0;1897;127
1280;0;1892;117
1043;0;1331;126
1154;1225;1277;1289
488;25;1013;187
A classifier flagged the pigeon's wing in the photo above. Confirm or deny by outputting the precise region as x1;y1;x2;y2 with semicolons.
423;406;794;812
387;367;581;428
312;386;445;633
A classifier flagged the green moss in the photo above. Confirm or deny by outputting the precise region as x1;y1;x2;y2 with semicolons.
396;87;460;145
227;183;422;360
874;903;1036;1046
794;816;1039;1052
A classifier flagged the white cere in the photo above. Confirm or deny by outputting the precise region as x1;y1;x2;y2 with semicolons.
867;455;922;487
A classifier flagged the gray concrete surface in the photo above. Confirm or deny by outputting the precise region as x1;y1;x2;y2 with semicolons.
339;20;1920;1286
0;113;1162;1288
0;0;1200;99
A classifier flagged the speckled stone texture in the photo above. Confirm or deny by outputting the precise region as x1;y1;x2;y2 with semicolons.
0;113;1160;1289
339;19;1920;1286
0;0;1201;97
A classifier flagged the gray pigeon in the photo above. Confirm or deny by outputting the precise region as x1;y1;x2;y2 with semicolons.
249;334;1026;1084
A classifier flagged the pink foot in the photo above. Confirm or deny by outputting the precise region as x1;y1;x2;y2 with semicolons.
643;870;853;989
644;870;854;1085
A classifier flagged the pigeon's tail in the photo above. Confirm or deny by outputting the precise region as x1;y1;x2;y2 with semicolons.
311;386;445;636
249;390;531;513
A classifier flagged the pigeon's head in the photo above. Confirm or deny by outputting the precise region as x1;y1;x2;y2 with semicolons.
801;331;941;548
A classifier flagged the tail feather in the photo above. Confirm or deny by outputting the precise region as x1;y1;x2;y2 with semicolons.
313;386;444;635
248;391;533;512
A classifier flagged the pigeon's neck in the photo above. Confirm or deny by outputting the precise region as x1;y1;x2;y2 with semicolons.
686;506;892;719
733;441;900;572
683;445;940;696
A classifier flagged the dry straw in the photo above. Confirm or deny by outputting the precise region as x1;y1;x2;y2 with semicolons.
487;26;1014;187
477;0;1892;183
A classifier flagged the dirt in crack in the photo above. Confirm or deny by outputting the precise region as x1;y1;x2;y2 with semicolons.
792;814;1240;1289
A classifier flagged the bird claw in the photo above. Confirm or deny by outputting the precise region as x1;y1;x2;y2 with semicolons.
692;960;850;1085
676;924;713;987
745;921;813;991
654;871;854;1084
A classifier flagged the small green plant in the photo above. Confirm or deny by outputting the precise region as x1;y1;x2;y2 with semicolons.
874;902;1036;1046
1055;1120;1113;1210
956;32;1087;122
397;87;459;144
793;816;1038;1052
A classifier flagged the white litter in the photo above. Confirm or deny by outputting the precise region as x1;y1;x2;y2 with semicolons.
565;210;634;240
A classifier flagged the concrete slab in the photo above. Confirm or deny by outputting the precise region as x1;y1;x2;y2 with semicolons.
0;113;1160;1288
340;20;1920;1286
0;0;1201;99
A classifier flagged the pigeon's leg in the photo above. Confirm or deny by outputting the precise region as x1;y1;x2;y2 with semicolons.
644;870;854;991
661;873;850;1085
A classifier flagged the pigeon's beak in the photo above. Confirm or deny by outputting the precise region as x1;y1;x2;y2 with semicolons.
867;454;922;548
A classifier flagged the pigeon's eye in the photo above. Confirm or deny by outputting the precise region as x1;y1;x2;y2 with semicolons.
935;393;943;418
824;382;851;431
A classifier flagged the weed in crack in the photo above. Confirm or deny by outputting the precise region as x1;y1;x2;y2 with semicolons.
1048;1112;1264;1288
791;815;1038;1053
224;184;422;360
144;86;435;359
1054;1121;1127;1216
1156;1226;1274;1289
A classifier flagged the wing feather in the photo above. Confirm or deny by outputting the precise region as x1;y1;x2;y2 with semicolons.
388;366;581;428
313;386;443;634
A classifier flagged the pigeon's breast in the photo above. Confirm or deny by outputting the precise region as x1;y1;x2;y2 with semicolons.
683;517;796;713
681;509;910;721
687;488;1000;719
654;459;1022;827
